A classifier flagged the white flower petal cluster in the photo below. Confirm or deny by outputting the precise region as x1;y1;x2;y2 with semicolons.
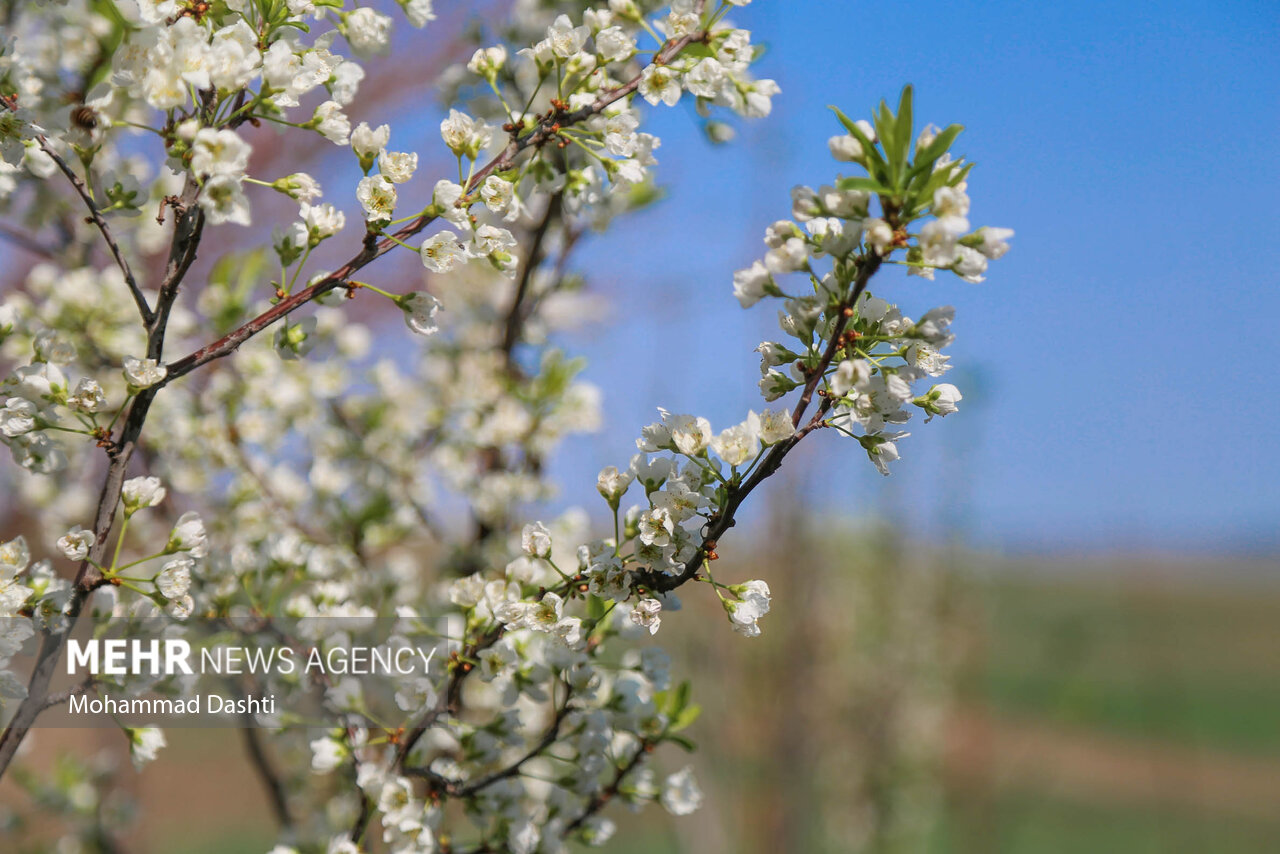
56;526;94;562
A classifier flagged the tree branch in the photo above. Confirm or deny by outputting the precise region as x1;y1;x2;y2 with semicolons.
240;724;294;830
500;193;561;370
563;739;652;835
643;254;884;592
161;25;711;385
0;160;206;780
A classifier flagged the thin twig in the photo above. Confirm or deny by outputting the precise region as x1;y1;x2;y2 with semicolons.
1;93;152;324
563;740;652;835
161;25;711;385
501;193;561;369
642;254;883;592
240;725;294;830
404;697;572;797
0;154;205;780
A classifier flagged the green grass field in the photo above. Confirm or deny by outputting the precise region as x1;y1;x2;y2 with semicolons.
936;792;1280;854
938;563;1280;853
966;568;1280;756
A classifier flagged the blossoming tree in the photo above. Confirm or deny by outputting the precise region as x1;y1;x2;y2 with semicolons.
0;0;1011;850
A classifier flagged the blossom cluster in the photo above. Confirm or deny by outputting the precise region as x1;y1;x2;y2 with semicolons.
738;88;1013;474
0;3;1011;854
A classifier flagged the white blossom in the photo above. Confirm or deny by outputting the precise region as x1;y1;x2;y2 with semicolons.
439;110;490;158
190;128;251;179
199;175;252;226
976;226;1015;259
596;466;633;503
356;175;397;224
168;512;207;557
400;292;441;336
56;527;94;562
629;598;662;634
596;26;634;63
351;122;390;159
0;399;37;438
344;7;393;57
156;556;193;599
728;579;771;637
121;477;166;512
123;356;167;389
547;15;590;59
129;727;166;770
733;260;773;308
379;150;417;184
420;231;467;273
639;65;682;107
666;413;712;456
467;45;507;78
521;522;552;558
711;413;761;467
313;101;351;145
661;766;703;815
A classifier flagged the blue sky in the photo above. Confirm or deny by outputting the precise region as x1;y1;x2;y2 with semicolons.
5;1;1274;554
547;0;1280;553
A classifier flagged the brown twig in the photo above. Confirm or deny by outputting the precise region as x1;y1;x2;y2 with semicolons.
1;93;153;324
160;25;711;385
500;193;561;370
404;695;572;797
240;724;294;830
642;254;884;593
563;739;652;835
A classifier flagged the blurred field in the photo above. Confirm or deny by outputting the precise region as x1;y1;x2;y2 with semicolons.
941;561;1280;853
6;542;1278;853
966;565;1280;757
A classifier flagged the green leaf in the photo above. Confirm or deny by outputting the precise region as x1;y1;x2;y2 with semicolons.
680;42;716;60
948;161;975;187
909;124;962;177
829;105;861;136
666;734;698;752
894;85;914;178
671;704;702;733
653;689;670;712
908;160;976;218
904;125;964;209
873;100;899;175
828;106;890;186
671;680;691;715
837;176;894;194
586;594;607;622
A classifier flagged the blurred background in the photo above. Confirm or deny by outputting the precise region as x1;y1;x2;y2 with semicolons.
3;0;1279;851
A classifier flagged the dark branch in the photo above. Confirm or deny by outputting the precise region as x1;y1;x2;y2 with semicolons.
240;725;294;830
1;93;152;324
